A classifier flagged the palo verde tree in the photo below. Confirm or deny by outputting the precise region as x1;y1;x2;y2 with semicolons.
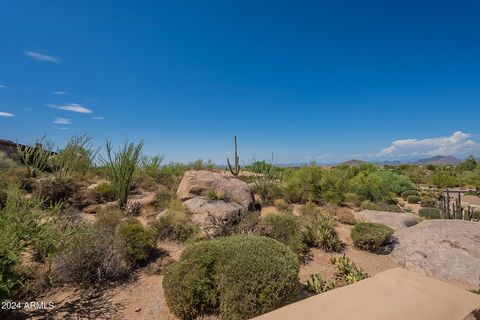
101;140;144;209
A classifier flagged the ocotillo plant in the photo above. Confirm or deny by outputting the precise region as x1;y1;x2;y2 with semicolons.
227;136;240;176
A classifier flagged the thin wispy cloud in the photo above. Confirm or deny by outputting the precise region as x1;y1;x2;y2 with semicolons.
92;116;105;120
24;51;59;63
53;91;69;95
0;112;14;117
52;117;71;125
24;108;32;111
47;103;93;114
0;85;6;89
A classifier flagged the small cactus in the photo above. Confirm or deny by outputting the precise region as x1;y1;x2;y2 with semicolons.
227;136;240;176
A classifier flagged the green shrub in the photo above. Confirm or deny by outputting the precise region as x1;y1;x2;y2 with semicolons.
305;273;336;294
154;187;176;210
360;200;401;212
300;211;344;253
420;197;437;208
331;255;369;284
360;200;380;210
281;165;323;203
351;222;393;252
418;207;443;219
153;201;197;242
163;235;299;320
378;203;402;212
319;168;352;205
91;182;116;203
257;212;304;254
206;189;217;200
376;171;415;195
298;202;321;216
344;192;360;206
348;171;391;203
429;171;459;189
406;195;420;204
401;190;418;200
0;188;65;300
116;218;155;266
245;160;275;173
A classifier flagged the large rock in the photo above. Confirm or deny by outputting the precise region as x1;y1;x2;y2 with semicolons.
177;170;254;209
356;210;420;231
176;170;255;233
391;220;480;287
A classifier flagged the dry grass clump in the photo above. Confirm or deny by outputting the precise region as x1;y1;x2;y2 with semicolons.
335;207;356;225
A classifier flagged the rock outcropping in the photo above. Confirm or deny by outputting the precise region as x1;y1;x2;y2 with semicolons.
391;220;480;287
356;210;420;231
176;170;255;232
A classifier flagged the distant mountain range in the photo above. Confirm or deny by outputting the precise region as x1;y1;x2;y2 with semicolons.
338;155;465;166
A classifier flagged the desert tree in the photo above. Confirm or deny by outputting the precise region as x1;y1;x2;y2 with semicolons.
101;140;144;209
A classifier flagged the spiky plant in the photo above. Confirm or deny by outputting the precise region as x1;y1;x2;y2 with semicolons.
16;136;55;178
51;134;97;180
305;273;336;294
101;140;143;209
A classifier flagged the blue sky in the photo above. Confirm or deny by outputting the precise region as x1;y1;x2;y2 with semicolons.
1;0;480;164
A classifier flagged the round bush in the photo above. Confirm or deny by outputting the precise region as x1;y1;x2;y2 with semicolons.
163;235;299;320
420;197;437;208
418;207;443;219
257;212;304;254
351;222;393;252
406;195;420;204
335;208;356;225
401;190;418;200
116;218;155;266
359;200;380;211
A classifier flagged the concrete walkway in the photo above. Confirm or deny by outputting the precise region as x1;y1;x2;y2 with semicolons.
254;268;480;320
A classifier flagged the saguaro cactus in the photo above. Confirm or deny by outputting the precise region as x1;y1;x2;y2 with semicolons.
227;136;240;176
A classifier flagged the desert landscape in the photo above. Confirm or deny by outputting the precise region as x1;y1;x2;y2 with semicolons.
2;1;480;319
0;135;479;319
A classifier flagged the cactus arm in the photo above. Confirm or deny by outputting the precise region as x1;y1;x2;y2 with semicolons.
227;136;240;176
